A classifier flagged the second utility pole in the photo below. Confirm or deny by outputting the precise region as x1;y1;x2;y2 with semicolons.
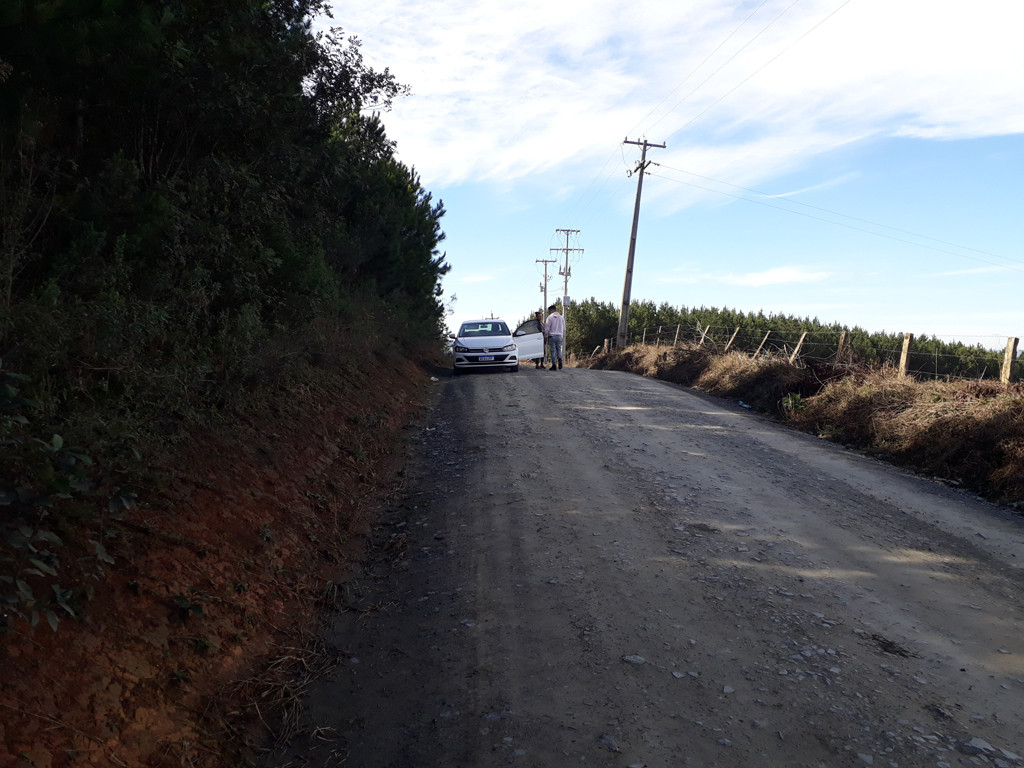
615;137;665;349
551;228;582;332
535;257;557;313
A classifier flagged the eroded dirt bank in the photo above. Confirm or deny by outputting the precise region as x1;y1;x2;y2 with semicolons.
1;355;430;767
274;366;1024;768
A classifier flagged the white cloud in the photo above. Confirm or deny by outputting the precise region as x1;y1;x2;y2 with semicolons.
764;173;860;199
721;266;832;286
329;0;1024;195
656;273;704;285
325;0;1024;342
931;266;1016;277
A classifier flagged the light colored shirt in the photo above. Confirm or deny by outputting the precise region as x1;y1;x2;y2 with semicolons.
545;311;566;337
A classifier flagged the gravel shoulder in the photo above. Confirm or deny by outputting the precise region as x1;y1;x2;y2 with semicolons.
272;367;1024;768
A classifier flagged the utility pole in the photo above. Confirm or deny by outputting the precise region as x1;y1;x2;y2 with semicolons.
616;138;665;349
535;257;557;314
551;228;582;333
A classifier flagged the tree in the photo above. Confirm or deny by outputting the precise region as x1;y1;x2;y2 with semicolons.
565;298;618;356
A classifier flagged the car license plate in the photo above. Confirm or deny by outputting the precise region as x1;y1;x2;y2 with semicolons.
478;355;494;361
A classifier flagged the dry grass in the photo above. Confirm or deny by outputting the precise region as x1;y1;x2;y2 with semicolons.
586;344;813;411
582;346;1024;504
694;351;807;405
209;634;342;759
793;369;1024;500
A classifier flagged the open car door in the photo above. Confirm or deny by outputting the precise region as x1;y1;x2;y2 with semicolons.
512;318;545;362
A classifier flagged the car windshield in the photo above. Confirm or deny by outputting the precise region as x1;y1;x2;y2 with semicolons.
459;322;509;337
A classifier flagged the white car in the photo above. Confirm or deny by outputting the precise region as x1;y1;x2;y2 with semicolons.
450;318;545;375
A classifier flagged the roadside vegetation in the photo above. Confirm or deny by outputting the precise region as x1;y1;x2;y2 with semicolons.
2;0;447;629
566;298;1020;380
2;2;450;763
580;343;1024;505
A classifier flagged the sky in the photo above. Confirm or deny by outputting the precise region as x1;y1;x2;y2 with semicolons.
324;0;1024;346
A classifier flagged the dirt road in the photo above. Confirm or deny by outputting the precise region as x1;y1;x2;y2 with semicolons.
274;366;1024;768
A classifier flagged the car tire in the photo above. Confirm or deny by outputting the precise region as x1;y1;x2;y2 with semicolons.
452;367;462;377
511;364;519;372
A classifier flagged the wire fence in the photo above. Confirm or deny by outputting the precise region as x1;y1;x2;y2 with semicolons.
613;323;1022;384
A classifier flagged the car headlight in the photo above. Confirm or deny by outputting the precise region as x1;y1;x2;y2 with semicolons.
501;343;516;352
454;344;470;353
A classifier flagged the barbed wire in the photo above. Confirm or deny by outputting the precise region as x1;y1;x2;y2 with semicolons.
616;323;1020;383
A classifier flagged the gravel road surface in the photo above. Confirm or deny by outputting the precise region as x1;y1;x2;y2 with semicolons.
275;366;1024;768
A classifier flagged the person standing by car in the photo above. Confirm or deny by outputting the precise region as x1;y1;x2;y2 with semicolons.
533;310;547;369
545;304;565;370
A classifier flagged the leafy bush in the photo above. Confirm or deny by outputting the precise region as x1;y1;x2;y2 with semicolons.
0;363;92;631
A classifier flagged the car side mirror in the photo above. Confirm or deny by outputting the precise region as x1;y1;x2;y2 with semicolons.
448;332;456;339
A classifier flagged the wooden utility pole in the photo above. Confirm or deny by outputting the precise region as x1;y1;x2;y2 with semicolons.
550;228;582;332
535;257;557;314
616;138;665;349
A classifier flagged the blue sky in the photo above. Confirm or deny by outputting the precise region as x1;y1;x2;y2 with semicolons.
326;0;1024;345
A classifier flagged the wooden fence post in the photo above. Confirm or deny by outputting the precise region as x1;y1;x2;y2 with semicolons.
754;330;771;358
673;324;681;346
656;325;662;347
641;328;647;346
698;325;710;346
835;330;847;362
789;332;808;364
1001;337;1019;384
724;327;740;353
899;333;913;377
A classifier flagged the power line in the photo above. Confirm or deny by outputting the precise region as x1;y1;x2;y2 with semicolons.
644;0;804;135
562;147;632;231
627;0;777;136
667;0;854;138
565;0;1006;293
565;2;790;230
650;164;1024;273
551;228;583;330
565;2;848;236
656;164;1024;269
